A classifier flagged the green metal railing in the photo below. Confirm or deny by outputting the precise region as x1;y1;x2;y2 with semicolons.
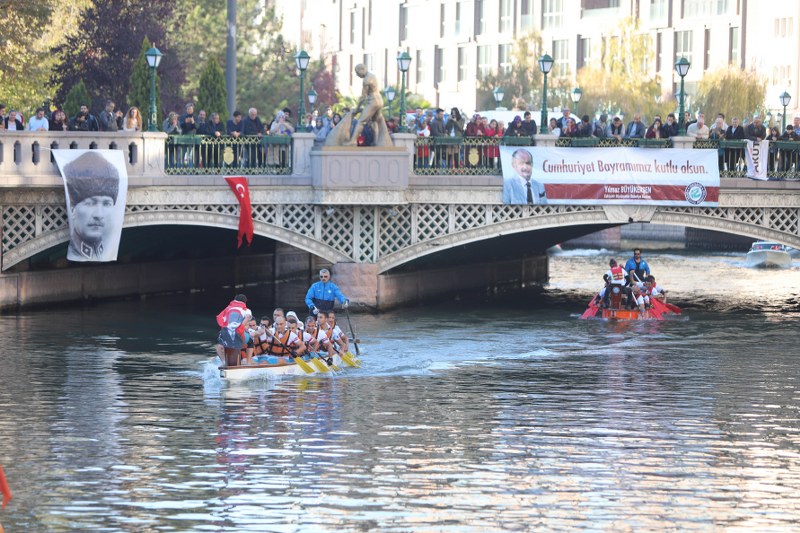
165;134;293;175
413;136;536;176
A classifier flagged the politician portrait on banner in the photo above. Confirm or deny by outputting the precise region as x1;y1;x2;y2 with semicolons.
499;146;719;207
53;150;129;262
501;148;548;205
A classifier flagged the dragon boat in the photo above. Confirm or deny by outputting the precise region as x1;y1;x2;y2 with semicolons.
218;351;360;382
580;285;682;321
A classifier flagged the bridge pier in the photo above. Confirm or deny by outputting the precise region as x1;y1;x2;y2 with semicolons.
331;255;548;310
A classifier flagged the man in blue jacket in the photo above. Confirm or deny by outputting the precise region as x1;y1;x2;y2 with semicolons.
305;268;349;315
624;248;651;285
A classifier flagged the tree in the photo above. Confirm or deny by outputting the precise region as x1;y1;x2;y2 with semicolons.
477;31;544;111
50;0;182;113
575;17;671;120
128;38;162;128
695;67;766;121
0;0;88;115
63;81;90;118
198;59;228;122
170;0;331;120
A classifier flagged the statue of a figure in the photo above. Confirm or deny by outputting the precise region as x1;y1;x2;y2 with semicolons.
326;64;393;147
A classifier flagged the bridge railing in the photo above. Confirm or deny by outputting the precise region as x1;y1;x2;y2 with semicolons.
411;135;800;180
164;134;293;175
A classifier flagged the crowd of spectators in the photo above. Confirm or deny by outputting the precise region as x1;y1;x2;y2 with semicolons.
3;99;800;173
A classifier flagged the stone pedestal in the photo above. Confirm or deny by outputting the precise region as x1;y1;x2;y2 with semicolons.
310;146;410;204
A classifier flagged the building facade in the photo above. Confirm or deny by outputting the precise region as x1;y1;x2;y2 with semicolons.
274;0;799;119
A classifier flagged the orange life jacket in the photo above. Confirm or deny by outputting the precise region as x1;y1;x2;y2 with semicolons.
611;265;625;281
267;330;293;356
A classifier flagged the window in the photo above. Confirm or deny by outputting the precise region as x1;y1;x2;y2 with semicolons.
363;53;373;72
399;5;408;42
435;47;446;85
649;0;667;21
675;30;693;66
478;45;493;78
521;0;534;30
655;31;662;71
458;47;468;82
577;37;591;69
367;1;372;35
542;0;563;29
500;0;513;33
416;50;426;84
729;27;739;65
553;39;570;77
475;0;485;35
455;2;464;37
440;4;446;38
683;0;731;17
498;44;512;75
704;28;710;70
350;11;356;45
582;0;620;7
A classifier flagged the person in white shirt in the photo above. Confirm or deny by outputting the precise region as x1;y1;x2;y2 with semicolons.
27;107;49;131
686;112;710;139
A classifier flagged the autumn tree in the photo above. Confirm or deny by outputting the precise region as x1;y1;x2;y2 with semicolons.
0;0;88;114
575;17;672;120
477;31;544;111
695;67;766;120
50;0;182;113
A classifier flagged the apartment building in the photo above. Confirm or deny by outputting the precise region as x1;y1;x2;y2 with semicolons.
274;0;800;117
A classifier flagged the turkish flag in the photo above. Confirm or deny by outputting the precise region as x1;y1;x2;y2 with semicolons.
0;464;11;508
225;176;254;247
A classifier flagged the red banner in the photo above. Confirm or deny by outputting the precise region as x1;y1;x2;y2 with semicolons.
225;177;254;247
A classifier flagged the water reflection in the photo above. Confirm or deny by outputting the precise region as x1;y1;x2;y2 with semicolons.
1;250;800;530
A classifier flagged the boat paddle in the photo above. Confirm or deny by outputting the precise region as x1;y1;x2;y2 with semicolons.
580;296;600;319
344;307;361;356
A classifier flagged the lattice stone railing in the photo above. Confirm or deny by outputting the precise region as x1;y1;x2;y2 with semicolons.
4;199;799;272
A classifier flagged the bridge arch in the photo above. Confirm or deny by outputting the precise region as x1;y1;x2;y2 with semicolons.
1;211;350;270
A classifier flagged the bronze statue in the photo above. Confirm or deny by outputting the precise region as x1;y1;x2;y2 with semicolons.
326;64;393;147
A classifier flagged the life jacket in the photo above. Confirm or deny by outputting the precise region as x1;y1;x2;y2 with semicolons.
611;265;625;282
267;330;293;356
253;332;271;355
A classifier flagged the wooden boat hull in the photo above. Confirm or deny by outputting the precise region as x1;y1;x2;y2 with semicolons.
219;354;345;382
600;308;658;320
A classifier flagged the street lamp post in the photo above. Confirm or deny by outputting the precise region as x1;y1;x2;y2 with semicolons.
307;88;318;115
674;57;690;135
780;91;792;131
145;46;163;132
493;87;505;110
397;51;411;132
384;86;396;118
294;50;310;121
538;54;554;134
570;87;582;116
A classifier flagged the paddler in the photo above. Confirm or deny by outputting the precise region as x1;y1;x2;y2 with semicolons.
624;248;651;285
215;294;251;367
264;315;305;358
305;268;349;316
602;258;628;309
313;311;340;359
288;315;316;355
326;310;350;354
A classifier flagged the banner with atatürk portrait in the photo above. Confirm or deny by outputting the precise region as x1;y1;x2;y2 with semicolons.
53;150;129;262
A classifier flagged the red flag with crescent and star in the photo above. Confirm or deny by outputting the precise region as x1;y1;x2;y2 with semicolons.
225;176;254;247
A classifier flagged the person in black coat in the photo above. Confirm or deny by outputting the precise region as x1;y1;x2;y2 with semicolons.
69;104;99;131
724;117;745;172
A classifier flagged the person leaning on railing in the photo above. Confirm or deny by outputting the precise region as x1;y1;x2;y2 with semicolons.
767;126;781;172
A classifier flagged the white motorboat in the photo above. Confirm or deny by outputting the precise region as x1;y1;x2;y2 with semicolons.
745;241;792;268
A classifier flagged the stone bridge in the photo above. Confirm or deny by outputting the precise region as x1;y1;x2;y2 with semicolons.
1;130;799;308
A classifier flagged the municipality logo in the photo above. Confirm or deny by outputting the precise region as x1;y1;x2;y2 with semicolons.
684;182;707;205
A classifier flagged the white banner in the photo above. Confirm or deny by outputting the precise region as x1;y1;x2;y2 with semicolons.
745;140;769;180
500;146;720;207
53;150;128;262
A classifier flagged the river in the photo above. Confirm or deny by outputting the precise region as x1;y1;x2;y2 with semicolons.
1;249;800;532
